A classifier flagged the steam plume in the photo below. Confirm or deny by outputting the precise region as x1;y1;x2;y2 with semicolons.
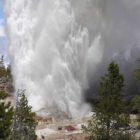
4;0;103;118
5;0;140;117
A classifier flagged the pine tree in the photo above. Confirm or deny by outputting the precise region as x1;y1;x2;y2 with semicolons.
134;60;140;81
130;95;140;114
0;55;7;78
0;91;13;140
12;90;37;140
6;65;12;79
83;62;132;140
133;61;140;129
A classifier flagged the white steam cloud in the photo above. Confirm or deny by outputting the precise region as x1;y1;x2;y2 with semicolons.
0;25;5;37
4;0;103;118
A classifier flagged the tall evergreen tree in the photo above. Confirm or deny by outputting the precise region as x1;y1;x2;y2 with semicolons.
134;60;140;81
133;61;140;129
12;90;37;140
0;91;13;140
83;62;131;140
6;65;12;79
0;55;7;78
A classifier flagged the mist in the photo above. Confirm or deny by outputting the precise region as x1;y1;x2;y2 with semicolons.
70;0;140;99
4;0;140;118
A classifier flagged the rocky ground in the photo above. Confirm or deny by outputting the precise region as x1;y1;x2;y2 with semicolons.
36;116;88;140
4;95;88;140
4;96;140;140
36;114;140;140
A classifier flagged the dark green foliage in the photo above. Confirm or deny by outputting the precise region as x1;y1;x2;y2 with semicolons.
133;60;140;113
83;62;131;140
0;91;13;140
6;65;12;79
130;96;140;132
130;95;140;114
0;56;7;78
134;60;140;81
98;62;124;114
12;91;37;140
0;56;12;78
132;60;140;129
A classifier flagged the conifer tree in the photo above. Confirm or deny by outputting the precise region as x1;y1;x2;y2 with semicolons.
134;60;140;81
12;90;37;140
83;62;132;140
0;55;7;78
133;61;140;129
0;91;13;140
6;65;12;79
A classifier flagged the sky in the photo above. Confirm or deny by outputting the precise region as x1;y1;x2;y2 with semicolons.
0;0;8;63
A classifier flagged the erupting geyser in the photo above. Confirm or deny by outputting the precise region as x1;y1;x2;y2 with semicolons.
4;0;103;118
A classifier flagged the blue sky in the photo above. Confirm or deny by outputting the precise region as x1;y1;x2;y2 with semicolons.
0;0;8;63
0;0;4;19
